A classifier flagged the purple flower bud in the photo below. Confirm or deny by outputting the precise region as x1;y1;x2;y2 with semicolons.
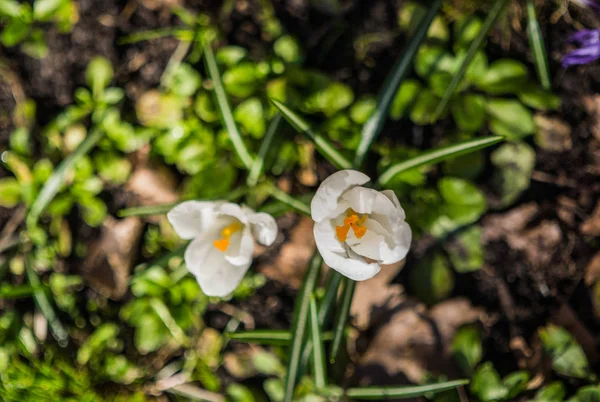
563;28;600;67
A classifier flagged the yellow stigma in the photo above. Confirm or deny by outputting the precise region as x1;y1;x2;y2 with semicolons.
213;221;243;252
335;209;367;242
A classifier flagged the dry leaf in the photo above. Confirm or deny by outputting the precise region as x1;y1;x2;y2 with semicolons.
82;216;144;300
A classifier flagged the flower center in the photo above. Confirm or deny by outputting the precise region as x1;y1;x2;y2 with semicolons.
213;221;243;252
336;209;367;242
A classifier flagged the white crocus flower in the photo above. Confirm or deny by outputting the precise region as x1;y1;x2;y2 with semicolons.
167;201;278;297
311;170;412;281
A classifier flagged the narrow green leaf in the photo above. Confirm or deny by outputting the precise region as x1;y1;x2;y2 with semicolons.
247;113;283;187
118;186;248;217
284;253;322;402
345;379;469;400
318;271;343;325
526;0;551;90
27;129;103;228
378;136;504;186
118;28;192;45
228;330;292;346
354;0;442;168
25;255;69;346
432;0;509;120
309;295;327;389
0;284;35;299
268;185;311;216
329;277;356;363
149;298;189;346
204;43;254;170
270;99;352;170
118;203;176;218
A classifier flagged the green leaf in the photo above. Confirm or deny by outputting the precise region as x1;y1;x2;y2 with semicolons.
432;0;509;119
134;312;169;354
572;386;600;402
503;371;530;399
247;114;283;187
21;29;48;59
530;382;566;402
414;45;454;78
164;62;201;97
389;79;421;121
344;380;469;400
445;225;483;273
0;178;21;208
410;252;454;305
471;362;508;402
518;84;561;111
490;142;535;208
454;16;483;50
27;130;103;228
350;96;377;124
304;81;354;117
486;98;535;140
79;196;107;227
227;384;256;402
539;324;591;379
216;45;247;66
353;0;442;168
329;277;355;363
452;94;486;132
271;99;352;170
379;136;503;186
25;254;69;346
33;0;63;20
77;323;119;365
86;56;113;98
452;326;482;375
204;43;254;170
274;35;302;64
283;253;322;402
476;59;529;95
94;152;132;185
234;97;266;139
222;62;259;98
526;0;551;90
309;295;327;389
411;90;442;125
1;19;30;47
228;330;292;346
0;0;23;18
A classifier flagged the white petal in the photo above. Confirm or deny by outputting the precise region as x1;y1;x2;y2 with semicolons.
225;227;254;266
184;234;250;297
247;212;278;246
311;170;370;222
314;221;380;281
381;190;406;220
167;201;222;239
346;228;385;261
379;220;411;264
218;203;250;225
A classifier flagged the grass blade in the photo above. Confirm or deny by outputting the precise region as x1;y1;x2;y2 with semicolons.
118;187;248;217
25;255;69;346
227;330;292;346
27;129;103;228
432;0;509;120
0;284;35;299
378;136;504;186
354;0;442;168
268;185;311;216
149;298;189;346
118;203;177;218
284;252;322;402
345;379;469;400
318;271;343;325
329;276;356;363
526;0;551;89
247;113;283;187
118;28;192;45
204;43;254;170
309;295;327;388
270;99;352;170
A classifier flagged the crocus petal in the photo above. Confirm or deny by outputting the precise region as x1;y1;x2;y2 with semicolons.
311;170;370;222
314;220;380;281
225;227;254;266
218;203;250;225
568;29;600;46
184;234;250;297
247;212;278;246
167;201;221;239
346;229;386;261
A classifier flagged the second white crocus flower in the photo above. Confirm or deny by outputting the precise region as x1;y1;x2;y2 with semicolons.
167;201;278;297
311;170;412;281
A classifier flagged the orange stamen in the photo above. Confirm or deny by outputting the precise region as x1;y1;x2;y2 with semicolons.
213;238;230;252
336;210;368;242
213;222;243;252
